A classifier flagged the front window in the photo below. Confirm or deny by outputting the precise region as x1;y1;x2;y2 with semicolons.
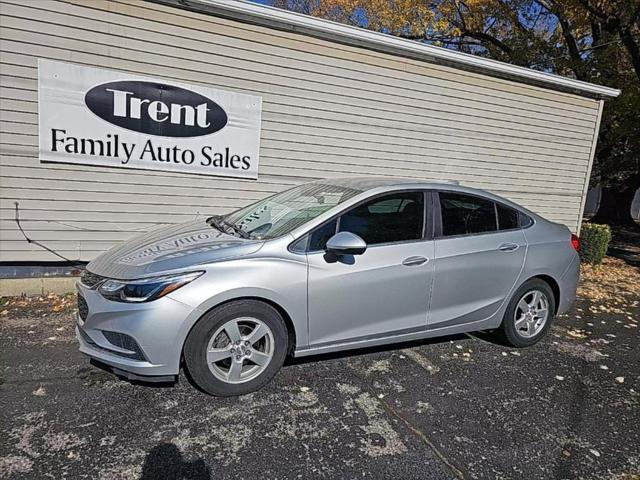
221;183;362;240
338;192;425;245
308;219;338;251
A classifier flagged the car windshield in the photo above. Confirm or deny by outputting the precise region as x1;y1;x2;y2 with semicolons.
221;183;362;240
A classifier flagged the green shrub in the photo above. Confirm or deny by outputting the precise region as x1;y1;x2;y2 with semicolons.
580;223;612;264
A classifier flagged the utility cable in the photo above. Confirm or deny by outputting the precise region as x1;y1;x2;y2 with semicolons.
14;201;86;268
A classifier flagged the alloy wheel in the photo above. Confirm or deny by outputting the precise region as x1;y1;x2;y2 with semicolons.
206;317;275;384
514;289;550;338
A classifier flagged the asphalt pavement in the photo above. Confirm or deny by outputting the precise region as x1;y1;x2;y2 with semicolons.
1;259;638;480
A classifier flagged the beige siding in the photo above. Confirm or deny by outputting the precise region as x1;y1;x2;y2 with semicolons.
0;0;601;261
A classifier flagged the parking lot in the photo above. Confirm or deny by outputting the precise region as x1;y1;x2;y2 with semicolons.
1;257;638;480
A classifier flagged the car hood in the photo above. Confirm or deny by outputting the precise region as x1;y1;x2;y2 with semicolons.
86;220;264;280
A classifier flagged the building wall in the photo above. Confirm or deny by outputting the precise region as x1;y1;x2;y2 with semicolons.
0;0;602;262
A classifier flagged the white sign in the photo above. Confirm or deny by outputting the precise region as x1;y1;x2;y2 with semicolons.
38;59;262;179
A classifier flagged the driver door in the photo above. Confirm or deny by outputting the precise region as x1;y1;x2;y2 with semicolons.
306;191;434;347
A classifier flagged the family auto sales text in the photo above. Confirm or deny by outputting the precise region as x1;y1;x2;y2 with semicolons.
50;129;252;170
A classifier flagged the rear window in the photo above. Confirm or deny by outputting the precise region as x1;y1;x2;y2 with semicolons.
519;212;534;228
439;192;497;236
497;204;519;230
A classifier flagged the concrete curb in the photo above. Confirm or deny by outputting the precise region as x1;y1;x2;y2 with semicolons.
0;277;79;297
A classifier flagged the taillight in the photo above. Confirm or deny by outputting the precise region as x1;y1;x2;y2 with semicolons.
571;233;581;252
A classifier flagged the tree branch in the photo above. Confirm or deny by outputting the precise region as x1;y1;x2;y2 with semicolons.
460;28;513;57
619;26;640;83
557;16;587;80
573;0;608;21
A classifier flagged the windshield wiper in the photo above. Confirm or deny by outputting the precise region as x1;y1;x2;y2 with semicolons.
206;215;226;233
222;219;252;239
206;216;252;239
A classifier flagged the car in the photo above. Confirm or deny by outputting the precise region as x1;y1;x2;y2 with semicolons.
76;177;581;396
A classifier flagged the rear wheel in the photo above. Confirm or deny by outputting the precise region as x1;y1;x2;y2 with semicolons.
184;299;288;396
499;279;556;347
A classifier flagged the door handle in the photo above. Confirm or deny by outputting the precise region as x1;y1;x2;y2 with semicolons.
498;243;520;252
402;256;429;266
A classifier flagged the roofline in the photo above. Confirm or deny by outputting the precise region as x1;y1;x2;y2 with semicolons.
284;179;540;240
153;0;620;100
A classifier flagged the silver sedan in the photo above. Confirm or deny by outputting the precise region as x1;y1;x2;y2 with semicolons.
76;178;580;396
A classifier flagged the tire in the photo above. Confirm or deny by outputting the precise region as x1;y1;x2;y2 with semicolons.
498;279;556;348
183;299;288;396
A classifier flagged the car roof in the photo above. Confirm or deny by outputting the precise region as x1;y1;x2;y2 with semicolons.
309;176;540;218
282;176;547;240
311;176;460;191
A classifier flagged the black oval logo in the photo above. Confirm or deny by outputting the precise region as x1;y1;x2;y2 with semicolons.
84;81;227;137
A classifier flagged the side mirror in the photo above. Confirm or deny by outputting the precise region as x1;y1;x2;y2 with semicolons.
325;232;367;256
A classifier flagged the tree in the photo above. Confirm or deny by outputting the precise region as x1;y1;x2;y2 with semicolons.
270;0;640;227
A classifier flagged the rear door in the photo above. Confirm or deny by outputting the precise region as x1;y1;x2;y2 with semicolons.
428;191;526;329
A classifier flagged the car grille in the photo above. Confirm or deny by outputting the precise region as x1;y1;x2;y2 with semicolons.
77;295;89;321
80;270;105;288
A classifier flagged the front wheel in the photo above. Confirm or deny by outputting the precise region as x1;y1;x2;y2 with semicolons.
499;279;556;348
183;300;288;396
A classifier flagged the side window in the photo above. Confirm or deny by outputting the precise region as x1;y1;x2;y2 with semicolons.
519;212;534;228
308;219;337;251
497;204;519;230
439;192;497;236
338;192;424;245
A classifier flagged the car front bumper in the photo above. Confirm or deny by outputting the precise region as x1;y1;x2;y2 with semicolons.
75;282;198;377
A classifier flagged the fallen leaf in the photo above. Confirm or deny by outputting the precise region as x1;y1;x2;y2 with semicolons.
33;386;46;396
567;329;587;339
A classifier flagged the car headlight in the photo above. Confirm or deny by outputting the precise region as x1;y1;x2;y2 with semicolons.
98;271;204;303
